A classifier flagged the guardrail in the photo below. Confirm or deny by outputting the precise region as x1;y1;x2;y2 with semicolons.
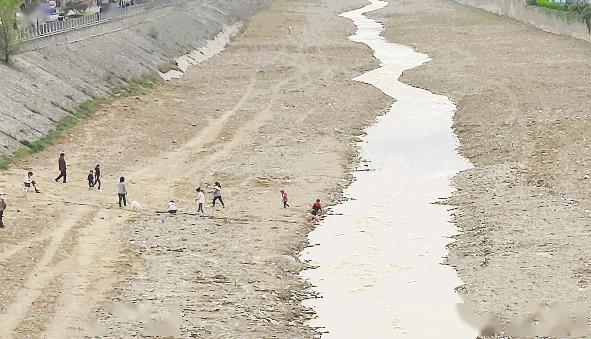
17;0;172;41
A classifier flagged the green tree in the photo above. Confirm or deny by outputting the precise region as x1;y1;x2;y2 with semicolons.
64;0;86;13
0;0;21;64
583;5;591;33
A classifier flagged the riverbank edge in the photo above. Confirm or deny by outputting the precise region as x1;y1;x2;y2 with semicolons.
452;0;591;43
0;0;272;157
295;0;397;335
0;74;159;170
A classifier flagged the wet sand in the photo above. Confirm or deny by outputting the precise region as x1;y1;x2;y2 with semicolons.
0;0;392;336
372;0;591;335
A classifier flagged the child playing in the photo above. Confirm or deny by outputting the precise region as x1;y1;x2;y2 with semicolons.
23;172;41;193
280;189;289;208
211;182;224;208
167;200;178;214
195;187;205;215
308;199;323;222
87;170;94;189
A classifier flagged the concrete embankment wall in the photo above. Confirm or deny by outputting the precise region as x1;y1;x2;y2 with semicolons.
453;0;591;42
0;0;267;156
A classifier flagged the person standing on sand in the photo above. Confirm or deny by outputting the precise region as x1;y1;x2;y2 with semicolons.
87;170;94;189
211;182;224;208
118;177;127;207
195;187;205;215
94;164;101;191
280;189;289;208
55;152;67;183
0;193;6;228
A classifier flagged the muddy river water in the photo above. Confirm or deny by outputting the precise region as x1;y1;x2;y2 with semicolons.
299;1;479;337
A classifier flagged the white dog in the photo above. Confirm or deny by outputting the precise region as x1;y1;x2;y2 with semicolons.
131;201;140;211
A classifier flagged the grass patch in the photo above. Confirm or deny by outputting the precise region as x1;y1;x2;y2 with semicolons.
534;0;565;10
536;5;583;21
528;0;591;32
0;74;159;171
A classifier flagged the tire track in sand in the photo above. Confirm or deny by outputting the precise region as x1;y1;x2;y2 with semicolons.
0;206;89;338
37;75;259;337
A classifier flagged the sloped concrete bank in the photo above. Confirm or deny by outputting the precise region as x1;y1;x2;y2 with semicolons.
0;0;269;156
453;0;591;43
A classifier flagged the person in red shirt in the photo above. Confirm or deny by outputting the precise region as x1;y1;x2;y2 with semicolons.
280;190;289;208
307;199;323;222
54;152;67;183
312;199;322;214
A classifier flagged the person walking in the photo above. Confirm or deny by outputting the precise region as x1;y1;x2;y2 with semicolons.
94;164;101;191
211;182;224;208
195;187;205;215
54;152;67;183
280;189;289;208
0;193;6;228
118;177;127;207
87;170;95;189
23;172;41;193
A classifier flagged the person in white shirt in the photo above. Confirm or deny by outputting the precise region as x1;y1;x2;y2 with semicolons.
118;177;127;207
23;172;40;193
210;182;224;208
195;187;205;215
167;200;177;214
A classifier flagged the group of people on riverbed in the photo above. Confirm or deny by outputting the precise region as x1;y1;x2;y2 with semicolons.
0;152;325;228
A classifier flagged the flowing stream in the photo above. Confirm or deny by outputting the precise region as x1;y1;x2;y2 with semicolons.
299;0;478;337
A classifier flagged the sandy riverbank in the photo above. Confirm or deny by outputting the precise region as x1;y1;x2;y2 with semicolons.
373;0;591;335
0;0;391;336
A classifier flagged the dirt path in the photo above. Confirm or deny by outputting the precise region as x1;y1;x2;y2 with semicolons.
372;0;591;335
0;0;391;336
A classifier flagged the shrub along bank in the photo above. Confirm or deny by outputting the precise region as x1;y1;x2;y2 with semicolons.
527;0;591;31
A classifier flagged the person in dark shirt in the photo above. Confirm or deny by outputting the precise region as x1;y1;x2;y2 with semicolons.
94;164;101;191
55;152;67;183
0;193;6;228
87;170;94;189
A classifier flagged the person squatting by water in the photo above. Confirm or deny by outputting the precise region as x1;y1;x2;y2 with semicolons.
307;199;323;222
23;172;41;193
118;177;127;207
0;193;6;228
94;164;101;191
211;182;224;208
280;189;289;208
88;170;94;189
195;187;205;215
167;200;178;214
55;152;67;183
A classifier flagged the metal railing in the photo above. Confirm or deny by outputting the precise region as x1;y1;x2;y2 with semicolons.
17;1;171;41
